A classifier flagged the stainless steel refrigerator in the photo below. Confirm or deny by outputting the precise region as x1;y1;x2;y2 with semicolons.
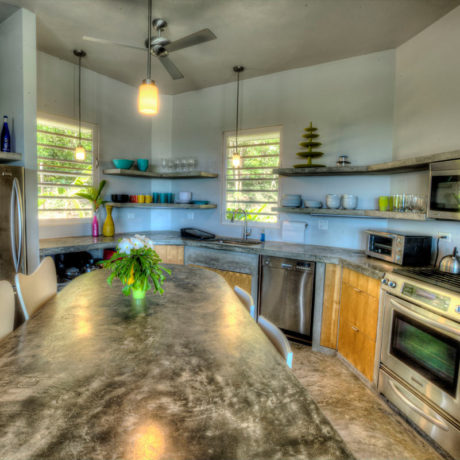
0;165;26;283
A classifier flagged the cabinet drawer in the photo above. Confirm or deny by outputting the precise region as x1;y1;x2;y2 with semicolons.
342;267;380;298
340;283;379;342
338;318;376;381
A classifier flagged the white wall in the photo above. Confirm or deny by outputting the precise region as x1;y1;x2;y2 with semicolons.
168;50;395;248
391;5;460;258
0;8;39;272
37;51;174;238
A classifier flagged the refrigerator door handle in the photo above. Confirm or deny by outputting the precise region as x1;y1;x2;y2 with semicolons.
10;178;22;273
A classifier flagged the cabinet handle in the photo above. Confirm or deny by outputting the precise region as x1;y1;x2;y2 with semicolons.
353;287;361;293
351;326;359;332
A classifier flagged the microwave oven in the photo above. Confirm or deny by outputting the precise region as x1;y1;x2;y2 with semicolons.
428;159;460;220
364;230;432;266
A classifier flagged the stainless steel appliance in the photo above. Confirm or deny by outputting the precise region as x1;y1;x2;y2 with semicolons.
0;166;26;283
379;269;460;458
259;256;315;341
428;158;460;220
365;230;432;266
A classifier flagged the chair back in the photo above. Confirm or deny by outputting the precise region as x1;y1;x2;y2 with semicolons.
234;286;256;319
258;315;293;368
0;281;15;339
15;257;57;321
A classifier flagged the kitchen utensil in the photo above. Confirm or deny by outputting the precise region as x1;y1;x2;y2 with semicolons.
111;194;129;203
439;247;460;274
112;159;134;169
137;159;149;171
342;194;358;210
326;194;340;209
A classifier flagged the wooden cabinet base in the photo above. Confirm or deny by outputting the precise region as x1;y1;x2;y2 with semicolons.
320;264;342;349
190;265;252;293
153;245;184;265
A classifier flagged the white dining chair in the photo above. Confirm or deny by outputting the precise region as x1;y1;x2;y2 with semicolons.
258;315;294;369
15;257;57;321
234;285;257;319
0;281;15;340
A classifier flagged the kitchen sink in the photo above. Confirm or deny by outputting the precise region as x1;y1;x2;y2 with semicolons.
216;239;262;246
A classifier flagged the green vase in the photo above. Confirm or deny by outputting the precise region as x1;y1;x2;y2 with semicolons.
131;287;147;300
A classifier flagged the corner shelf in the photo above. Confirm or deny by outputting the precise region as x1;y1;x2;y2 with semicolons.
108;202;217;210
103;169;218;179
0;152;21;162
273;207;428;221
274;150;460;176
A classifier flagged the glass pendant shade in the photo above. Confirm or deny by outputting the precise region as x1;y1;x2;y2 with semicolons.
232;152;241;168
138;80;158;115
75;145;86;161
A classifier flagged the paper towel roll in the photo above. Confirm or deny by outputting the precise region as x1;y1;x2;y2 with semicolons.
282;221;308;244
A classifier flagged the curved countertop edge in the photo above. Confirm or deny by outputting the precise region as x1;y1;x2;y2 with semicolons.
39;231;393;279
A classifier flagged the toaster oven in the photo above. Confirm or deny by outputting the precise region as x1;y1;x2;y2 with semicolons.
364;230;432;266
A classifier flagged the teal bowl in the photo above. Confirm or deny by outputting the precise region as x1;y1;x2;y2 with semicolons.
112;159;134;169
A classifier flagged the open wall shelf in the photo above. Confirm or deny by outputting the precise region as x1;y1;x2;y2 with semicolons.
108;202;217;210
274;150;460;176
0;152;21;162
103;169;218;179
273;207;428;221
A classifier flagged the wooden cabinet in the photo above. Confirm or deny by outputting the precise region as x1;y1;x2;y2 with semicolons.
320;264;342;349
190;265;252;293
153;245;184;265
337;268;380;382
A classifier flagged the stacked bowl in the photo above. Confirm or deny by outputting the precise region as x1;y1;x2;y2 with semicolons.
281;194;302;208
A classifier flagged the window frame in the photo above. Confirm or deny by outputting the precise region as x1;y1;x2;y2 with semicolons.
37;112;100;226
221;125;282;228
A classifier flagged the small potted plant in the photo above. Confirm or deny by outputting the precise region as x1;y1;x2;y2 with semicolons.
101;235;170;302
75;180;107;236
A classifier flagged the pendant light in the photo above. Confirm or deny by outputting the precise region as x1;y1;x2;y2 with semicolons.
232;66;244;168
138;0;159;115
73;49;86;161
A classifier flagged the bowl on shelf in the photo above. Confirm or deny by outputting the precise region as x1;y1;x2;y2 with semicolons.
111;194;129;203
137;159;149;171
303;200;322;209
342;194;358;209
326;194;341;209
112;159;134;169
192;200;210;205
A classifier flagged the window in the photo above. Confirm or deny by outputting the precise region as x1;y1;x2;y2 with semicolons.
223;127;280;224
37;117;97;220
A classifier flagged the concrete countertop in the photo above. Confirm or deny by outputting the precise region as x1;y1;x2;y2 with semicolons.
40;231;394;279
0;267;354;460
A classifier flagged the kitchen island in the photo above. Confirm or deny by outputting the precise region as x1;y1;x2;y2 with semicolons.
0;266;354;460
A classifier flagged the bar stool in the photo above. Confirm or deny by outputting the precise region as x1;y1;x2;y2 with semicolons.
0;281;15;340
15;257;57;321
234;285;257;319
258;315;294;369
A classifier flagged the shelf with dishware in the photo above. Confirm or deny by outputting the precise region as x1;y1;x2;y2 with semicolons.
273;207;428;220
273;149;460;176
0;151;21;162
108;202;217;210
103;169;218;179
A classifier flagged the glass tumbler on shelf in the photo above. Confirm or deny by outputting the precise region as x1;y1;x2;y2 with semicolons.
393;194;402;212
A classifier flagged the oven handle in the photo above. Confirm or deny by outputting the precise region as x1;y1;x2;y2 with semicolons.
388;380;449;431
389;298;460;338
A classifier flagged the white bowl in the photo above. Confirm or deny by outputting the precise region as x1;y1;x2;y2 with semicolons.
342;194;358;209
304;200;322;209
326;194;340;209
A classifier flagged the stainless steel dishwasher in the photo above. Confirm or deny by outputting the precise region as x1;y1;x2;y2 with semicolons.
259;256;315;341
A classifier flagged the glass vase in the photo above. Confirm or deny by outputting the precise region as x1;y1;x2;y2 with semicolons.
92;211;99;237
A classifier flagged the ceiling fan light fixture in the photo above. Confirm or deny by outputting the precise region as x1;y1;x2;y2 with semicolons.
138;78;159;115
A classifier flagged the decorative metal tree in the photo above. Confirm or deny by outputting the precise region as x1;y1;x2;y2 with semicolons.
294;122;325;168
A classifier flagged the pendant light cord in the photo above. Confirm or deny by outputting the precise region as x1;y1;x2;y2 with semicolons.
147;0;152;80
235;69;240;151
78;54;82;144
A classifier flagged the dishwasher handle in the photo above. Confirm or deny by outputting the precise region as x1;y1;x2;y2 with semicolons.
280;262;313;271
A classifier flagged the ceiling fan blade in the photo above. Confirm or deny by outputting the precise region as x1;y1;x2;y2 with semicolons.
159;56;184;80
83;35;146;52
166;29;216;53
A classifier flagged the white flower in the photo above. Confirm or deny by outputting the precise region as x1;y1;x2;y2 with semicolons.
134;234;155;249
117;238;134;255
129;237;144;250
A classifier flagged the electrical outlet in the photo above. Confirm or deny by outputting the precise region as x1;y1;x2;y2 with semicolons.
438;232;452;242
318;220;328;230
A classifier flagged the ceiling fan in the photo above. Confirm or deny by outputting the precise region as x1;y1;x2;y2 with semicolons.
83;8;216;80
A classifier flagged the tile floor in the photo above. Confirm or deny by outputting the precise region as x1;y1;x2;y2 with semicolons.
291;343;446;460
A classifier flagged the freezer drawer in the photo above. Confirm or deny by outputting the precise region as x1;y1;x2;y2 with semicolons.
260;256;315;338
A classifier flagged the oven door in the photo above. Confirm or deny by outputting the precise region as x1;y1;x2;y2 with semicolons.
428;160;460;220
380;292;460;420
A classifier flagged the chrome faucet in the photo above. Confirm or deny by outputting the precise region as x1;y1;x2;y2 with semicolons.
231;208;252;240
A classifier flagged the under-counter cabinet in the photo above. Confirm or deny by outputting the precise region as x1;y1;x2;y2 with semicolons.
153;245;184;265
337;268;380;382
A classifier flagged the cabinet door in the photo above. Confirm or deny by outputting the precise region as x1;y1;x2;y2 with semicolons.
153;245;184;265
320;264;342;349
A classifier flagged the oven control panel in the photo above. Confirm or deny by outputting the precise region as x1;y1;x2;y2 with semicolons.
381;273;460;322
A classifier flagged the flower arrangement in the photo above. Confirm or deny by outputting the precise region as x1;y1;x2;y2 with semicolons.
75;180;107;211
101;235;170;300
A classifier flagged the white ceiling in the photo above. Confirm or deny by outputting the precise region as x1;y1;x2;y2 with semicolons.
3;0;460;94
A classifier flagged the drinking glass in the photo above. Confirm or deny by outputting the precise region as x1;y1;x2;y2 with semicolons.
392;194;402;212
181;158;188;172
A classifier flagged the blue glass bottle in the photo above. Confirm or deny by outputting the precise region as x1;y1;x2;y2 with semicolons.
1;116;11;152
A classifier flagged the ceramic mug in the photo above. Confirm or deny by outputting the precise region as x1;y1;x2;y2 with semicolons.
178;191;192;203
144;195;153;203
378;196;389;211
137;195;145;203
129;195;137;203
159;193;168;203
